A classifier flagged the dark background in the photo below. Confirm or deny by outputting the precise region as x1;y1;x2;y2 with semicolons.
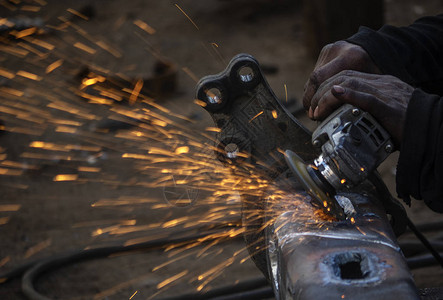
0;1;442;299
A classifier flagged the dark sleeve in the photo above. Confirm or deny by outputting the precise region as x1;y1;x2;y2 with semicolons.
346;14;443;95
346;16;443;212
396;89;443;213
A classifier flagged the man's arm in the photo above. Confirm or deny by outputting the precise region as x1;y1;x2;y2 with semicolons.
396;90;443;213
302;15;443;212
342;15;443;212
314;73;443;213
347;14;443;95
303;14;443;119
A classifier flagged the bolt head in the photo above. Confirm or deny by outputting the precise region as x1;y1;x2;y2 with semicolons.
385;144;393;153
312;139;321;147
352;108;360;116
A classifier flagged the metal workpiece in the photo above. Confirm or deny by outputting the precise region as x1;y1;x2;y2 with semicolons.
195;53;318;179
195;54;415;299
196;54;320;276
265;188;419;300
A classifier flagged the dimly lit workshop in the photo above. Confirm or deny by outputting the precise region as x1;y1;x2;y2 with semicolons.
0;1;443;299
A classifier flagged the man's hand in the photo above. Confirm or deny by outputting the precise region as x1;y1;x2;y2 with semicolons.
311;70;414;147
303;41;381;117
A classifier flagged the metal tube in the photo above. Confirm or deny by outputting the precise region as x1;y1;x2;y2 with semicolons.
265;190;419;300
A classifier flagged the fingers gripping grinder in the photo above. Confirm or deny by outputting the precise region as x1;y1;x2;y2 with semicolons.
285;104;395;220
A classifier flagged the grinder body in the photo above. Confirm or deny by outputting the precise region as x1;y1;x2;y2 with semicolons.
286;104;394;219
311;104;394;191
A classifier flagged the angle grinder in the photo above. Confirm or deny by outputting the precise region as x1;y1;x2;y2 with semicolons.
285;104;395;220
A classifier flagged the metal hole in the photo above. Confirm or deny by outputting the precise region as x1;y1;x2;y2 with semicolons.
333;252;370;280
340;260;364;279
225;143;239;159
238;66;254;83
206;87;222;104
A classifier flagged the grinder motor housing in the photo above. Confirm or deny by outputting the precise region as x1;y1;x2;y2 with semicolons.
310;104;394;193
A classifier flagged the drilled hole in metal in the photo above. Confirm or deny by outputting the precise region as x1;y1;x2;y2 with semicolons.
238;66;254;83
225;143;239;159
206;88;222;104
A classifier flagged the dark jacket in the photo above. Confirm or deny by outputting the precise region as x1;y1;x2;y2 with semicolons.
347;14;443;212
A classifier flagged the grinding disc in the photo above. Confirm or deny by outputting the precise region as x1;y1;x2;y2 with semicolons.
285;150;345;220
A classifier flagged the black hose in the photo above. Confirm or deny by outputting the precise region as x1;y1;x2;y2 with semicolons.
406;217;443;268
407;252;443;270
0;231;242;300
369;172;443;268
399;240;443;253
413;221;443;233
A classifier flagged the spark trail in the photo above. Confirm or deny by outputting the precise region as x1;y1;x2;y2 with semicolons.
0;2;334;298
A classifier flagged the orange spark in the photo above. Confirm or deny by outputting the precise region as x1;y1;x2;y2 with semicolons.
81;75;105;87
25;37;54;50
0;68;15;79
24;239;52;259
175;146;189;155
14;27;37;39
129;79;143;105
194;99;207;107
284;83;288;102
175;4;199;30
205;127;221;133
129;291;138;299
93;275;155;299
156;270;188;289
16;70;42;81
96;40;122;58
0;18;14;28
67;8;89;20
1;87;24;97
0;217;10;225
0;204;21;212
20;5;41;12
0;45;28;57
74;42;96;54
53;174;78;181
78;166;101;172
133;19;156;35
0;256;10;268
55;126;77;133
17;42;45;57
151;119;168;127
46;59;64;74
182;67;199;83
249;111;263;123
122;153;151;160
272;110;278;119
